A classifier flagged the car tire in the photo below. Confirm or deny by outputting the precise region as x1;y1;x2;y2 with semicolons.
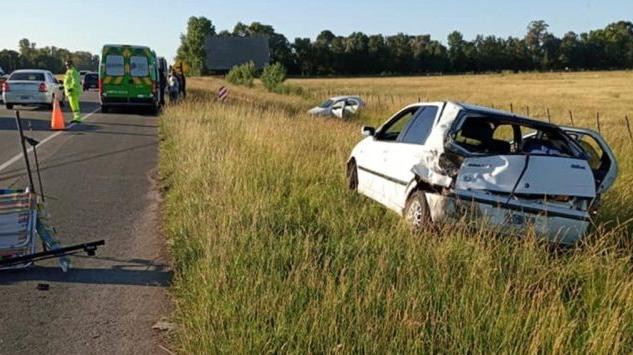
101;105;109;113
404;190;433;232
6;103;13;110
347;160;358;190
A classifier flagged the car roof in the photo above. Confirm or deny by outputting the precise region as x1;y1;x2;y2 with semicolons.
103;44;151;50
403;101;559;129
329;95;362;101
455;101;559;128
11;69;51;74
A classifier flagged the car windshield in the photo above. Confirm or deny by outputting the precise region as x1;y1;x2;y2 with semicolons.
319;99;334;108
85;74;98;81
9;72;45;81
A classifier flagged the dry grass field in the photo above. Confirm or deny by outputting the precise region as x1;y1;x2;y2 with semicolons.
160;71;633;353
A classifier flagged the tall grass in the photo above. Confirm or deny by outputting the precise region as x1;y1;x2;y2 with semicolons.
161;72;633;353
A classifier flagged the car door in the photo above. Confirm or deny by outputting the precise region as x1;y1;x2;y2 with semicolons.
331;100;346;118
561;126;618;195
357;106;420;211
382;105;441;209
343;98;362;116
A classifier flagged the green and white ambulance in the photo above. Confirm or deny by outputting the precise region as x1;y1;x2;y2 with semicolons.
99;44;160;113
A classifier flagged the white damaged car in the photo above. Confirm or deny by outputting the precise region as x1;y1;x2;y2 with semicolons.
347;102;617;244
308;96;365;118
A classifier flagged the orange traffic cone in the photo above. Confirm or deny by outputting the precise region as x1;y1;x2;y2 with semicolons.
50;98;65;130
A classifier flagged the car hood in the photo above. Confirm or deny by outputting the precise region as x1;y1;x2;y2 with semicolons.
307;107;330;116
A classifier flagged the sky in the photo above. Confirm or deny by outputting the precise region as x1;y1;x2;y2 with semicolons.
2;0;632;62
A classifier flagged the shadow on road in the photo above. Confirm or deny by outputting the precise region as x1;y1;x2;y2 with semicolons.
0;142;156;183
0;257;171;287
0;103;101;131
0;116;51;131
68;123;156;137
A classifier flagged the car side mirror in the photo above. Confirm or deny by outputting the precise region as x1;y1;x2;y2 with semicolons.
362;126;375;137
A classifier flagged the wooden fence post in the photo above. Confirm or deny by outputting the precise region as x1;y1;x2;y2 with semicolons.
596;112;601;134
510;103;513;113
526;105;530;117
568;110;574;126
546;108;551;123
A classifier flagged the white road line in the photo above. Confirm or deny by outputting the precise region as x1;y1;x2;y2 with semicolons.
0;108;101;173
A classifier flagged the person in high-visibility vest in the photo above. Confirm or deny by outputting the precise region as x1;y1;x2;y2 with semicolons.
63;60;82;123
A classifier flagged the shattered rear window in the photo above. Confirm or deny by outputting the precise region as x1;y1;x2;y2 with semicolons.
452;115;578;157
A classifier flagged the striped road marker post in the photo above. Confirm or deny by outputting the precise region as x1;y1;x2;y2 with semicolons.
218;86;229;102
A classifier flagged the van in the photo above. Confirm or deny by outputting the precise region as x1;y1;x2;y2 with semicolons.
99;44;160;113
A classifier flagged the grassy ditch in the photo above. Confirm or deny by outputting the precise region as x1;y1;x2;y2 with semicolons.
160;73;633;353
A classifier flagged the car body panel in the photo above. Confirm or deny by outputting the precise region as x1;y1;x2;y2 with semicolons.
455;155;596;198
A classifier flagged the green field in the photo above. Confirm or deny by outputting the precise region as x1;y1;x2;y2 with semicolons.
160;71;633;353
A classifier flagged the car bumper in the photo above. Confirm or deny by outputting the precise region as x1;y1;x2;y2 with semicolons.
3;92;51;105
425;193;590;245
101;96;156;107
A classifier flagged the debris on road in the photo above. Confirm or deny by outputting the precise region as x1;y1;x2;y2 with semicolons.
152;320;177;332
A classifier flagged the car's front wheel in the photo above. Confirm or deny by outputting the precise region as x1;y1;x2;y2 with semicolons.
404;190;432;232
6;103;13;110
347;160;358;190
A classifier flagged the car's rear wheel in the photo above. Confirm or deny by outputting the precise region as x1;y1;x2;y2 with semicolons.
101;105;109;113
347;160;358;190
6;103;13;110
404;190;432;232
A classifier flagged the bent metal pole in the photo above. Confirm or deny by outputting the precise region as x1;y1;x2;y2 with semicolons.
14;110;36;193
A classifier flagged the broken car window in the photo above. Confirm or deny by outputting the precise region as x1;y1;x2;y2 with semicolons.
453;115;577;157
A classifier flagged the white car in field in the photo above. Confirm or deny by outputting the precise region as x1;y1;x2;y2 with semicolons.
347;102;617;244
308;96;365;118
2;69;65;110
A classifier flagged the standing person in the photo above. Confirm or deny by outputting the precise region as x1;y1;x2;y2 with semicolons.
177;63;186;98
158;62;167;107
167;67;180;102
63;60;82;123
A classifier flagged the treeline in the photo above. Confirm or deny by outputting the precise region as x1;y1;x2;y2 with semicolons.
0;39;99;74
178;17;633;76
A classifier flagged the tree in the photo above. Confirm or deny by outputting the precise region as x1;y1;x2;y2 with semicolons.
525;20;550;69
0;50;20;72
292;38;315;76
176;16;216;75
558;32;583;69
448;31;467;72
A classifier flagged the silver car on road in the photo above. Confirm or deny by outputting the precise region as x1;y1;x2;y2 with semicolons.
2;69;65;110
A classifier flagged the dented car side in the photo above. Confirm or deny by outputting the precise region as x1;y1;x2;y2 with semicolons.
348;102;618;244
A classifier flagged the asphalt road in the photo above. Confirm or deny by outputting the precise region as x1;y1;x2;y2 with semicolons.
0;92;171;354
